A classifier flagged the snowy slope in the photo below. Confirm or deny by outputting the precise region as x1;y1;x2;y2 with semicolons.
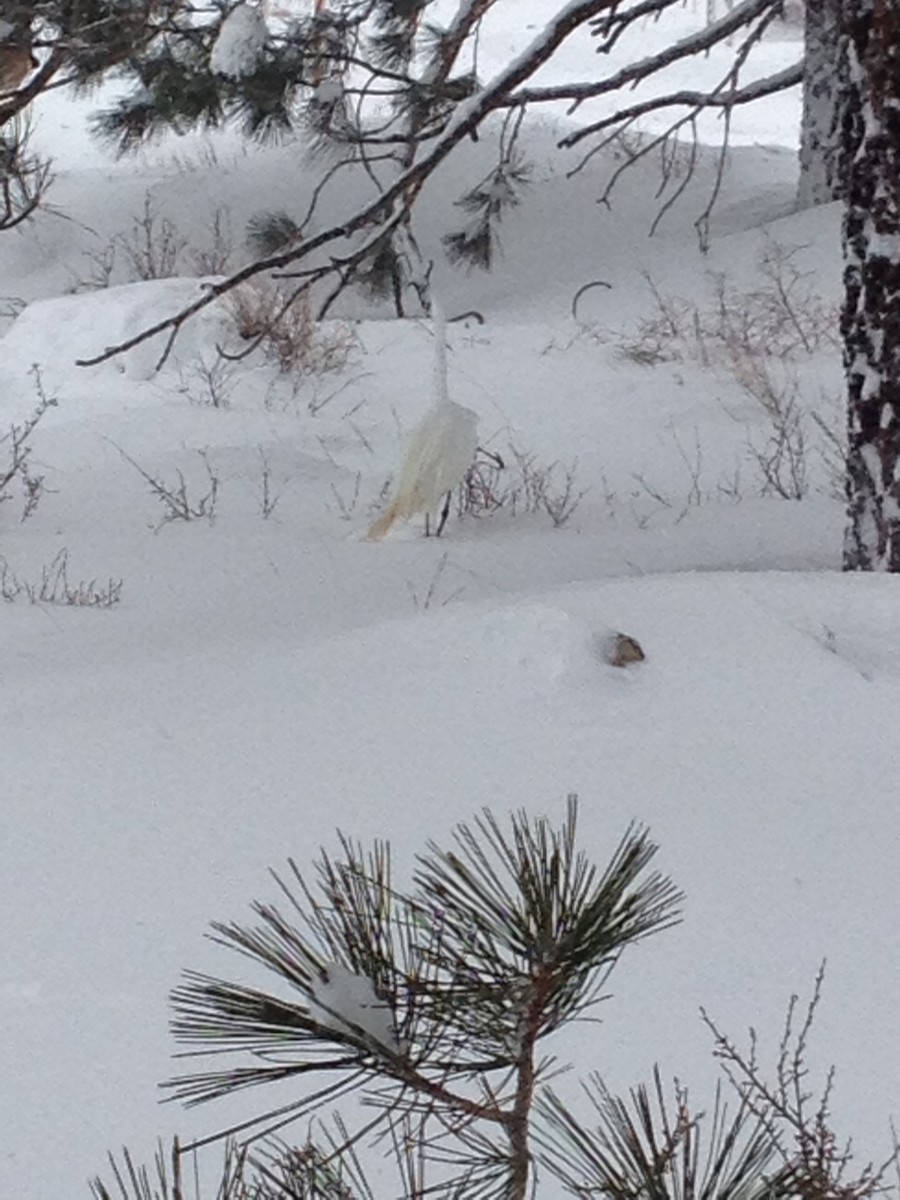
4;571;900;1198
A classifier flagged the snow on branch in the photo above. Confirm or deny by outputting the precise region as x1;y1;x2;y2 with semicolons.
210;3;269;79
424;0;500;87
564;63;801;156
508;0;788;113
599;62;804;126
564;61;803;153
308;962;401;1053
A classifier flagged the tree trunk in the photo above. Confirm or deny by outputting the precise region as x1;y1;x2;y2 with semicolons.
797;0;843;207
841;0;900;570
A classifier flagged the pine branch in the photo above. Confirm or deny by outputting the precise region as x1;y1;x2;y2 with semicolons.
504;0;790;118
424;0;499;86
414;798;683;1040
76;0;617;367
443;150;531;270
246;210;303;256
90;1139;189;1200
537;1067;783;1200
91;801;691;1200
563;62;804;143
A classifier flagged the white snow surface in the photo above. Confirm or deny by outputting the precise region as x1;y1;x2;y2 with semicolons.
1;6;898;1200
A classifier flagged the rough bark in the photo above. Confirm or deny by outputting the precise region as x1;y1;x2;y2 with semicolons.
840;0;900;570
797;0;844;207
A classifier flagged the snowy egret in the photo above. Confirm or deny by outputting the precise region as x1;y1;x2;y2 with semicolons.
367;302;479;541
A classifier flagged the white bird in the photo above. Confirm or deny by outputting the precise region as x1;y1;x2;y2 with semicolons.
367;301;479;541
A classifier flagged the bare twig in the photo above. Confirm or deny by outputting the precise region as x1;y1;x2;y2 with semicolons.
1;548;122;607
703;966;900;1200
117;446;220;529
572;279;612;322
1;364;56;518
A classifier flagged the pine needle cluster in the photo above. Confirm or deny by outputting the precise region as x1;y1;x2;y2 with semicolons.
91;801;898;1200
95;799;686;1199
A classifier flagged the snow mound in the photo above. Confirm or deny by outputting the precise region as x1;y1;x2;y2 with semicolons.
0;278;231;400
479;603;631;691
4;571;900;1200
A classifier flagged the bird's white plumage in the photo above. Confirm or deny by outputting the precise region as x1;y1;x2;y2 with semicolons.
368;302;479;540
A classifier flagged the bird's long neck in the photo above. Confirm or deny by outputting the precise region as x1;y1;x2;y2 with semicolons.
431;299;449;408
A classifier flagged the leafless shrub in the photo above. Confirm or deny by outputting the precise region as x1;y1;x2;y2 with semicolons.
506;445;588;527
117;193;187;281
306;373;372;417
1;364;56;520
616;276;695;366
811;408;848;502
69;241;118;292
407;550;467;609
189;207;233;276
19;470;48;520
227;282;358;375
703;964;900;1200
256;448;285;520
611;242;844;504
346;419;375;456
746;392;808;499
330;472;363;521
632;429;709;523
622;427;745;526
265;369;370;419
118;447;220;528
717;350;811;499
540;463;587;526
70;197;233;291
455;444;588;529
617;242;837;369
543;968;900;1200
456;451;507;518
229;282;313;371
178;355;235;409
0;548;122;607
370;440;585;538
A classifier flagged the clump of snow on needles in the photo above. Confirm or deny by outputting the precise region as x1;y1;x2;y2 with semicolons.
210;2;269;79
309;963;400;1052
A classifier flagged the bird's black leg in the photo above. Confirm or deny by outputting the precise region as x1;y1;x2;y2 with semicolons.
435;491;452;537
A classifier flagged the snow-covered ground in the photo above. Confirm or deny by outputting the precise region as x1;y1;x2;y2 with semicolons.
2;7;898;1200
